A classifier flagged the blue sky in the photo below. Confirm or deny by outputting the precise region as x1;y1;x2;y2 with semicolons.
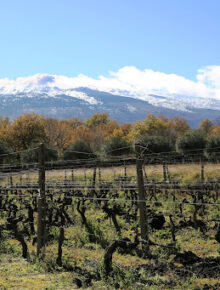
0;0;220;80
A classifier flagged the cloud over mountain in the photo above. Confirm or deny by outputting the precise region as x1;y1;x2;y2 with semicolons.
0;66;220;101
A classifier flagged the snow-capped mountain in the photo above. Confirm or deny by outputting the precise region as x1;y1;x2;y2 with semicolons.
0;70;220;127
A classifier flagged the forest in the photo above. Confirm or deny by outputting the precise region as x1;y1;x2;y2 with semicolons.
0;112;220;162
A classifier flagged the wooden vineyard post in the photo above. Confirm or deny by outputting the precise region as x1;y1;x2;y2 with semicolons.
98;167;102;185
92;164;97;189
71;169;74;182
37;143;46;257
124;161;127;184
163;162;167;182
84;169;87;186
135;144;150;256
20;174;22;186
9;174;13;187
201;162;205;183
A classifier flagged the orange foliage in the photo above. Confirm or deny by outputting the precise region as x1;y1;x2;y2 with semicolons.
72;125;94;143
44;118;74;150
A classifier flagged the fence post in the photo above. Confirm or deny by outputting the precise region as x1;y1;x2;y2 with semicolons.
37;143;46;257
135;144;150;256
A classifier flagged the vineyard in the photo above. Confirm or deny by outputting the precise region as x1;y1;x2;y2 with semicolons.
0;144;220;289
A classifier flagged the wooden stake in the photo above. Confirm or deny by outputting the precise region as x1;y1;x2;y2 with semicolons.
37;143;46;257
99;167;101;184
71;169;74;182
163;162;167;182
135;144;149;256
201;162;204;183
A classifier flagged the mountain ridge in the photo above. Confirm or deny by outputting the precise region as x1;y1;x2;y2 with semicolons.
0;72;220;126
0;86;220;127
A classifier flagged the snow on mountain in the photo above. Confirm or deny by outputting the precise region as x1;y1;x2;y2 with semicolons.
0;66;220;126
0;65;220;110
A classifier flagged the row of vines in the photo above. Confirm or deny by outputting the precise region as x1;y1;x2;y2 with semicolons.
0;146;220;288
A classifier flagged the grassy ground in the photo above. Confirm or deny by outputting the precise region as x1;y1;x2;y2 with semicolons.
2;162;220;186
0;163;220;289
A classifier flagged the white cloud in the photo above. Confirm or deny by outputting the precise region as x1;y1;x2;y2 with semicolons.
0;66;220;101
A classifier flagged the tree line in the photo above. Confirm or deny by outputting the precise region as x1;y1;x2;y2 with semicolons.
0;113;220;163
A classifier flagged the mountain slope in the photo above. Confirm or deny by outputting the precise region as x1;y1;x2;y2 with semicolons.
0;87;220;127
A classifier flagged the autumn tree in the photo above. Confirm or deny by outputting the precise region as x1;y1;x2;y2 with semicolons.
89;121;118;151
109;123;133;139
3;113;47;151
65;117;83;129
119;123;133;135
0;116;10;129
44;118;74;151
160;115;190;136
199;119;213;135
85;113;110;129
127;114;190;142
0;116;11;141
209;124;220;136
72;125;94;144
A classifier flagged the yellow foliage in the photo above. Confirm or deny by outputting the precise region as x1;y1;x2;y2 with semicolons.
64;117;83;129
111;128;124;138
210;125;220;136
85;113;110;128
199;118;213;134
127;114;190;142
0;116;11;141
2;113;47;151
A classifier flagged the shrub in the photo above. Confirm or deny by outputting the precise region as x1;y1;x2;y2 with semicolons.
20;144;58;163
102;137;132;157
176;130;206;157
0;140;10;164
63;140;96;160
205;135;220;160
135;135;173;155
